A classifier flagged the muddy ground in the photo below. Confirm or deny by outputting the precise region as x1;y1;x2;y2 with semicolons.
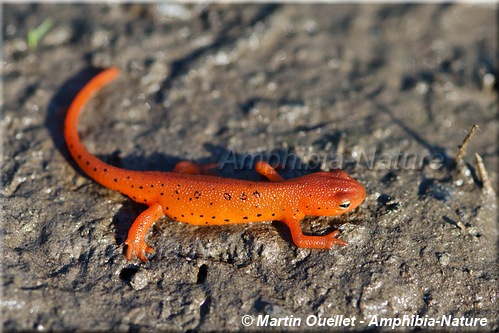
2;3;497;332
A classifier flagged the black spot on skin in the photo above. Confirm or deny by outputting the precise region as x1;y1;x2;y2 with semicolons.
272;213;275;217
200;215;204;218
93;167;97;172
160;193;164;196
194;190;201;199
177;184;181;187
78;155;82;159
104;168;108;172
144;199;147;202
174;216;177;220
114;178;118;182
210;202;213;205
257;214;262;217
133;196;137;200
253;191;261;197
161;184;164;187
212;216;216;219
166;207;169;210
175;190;179;194
224;193;231;200
126;175;129;178
139;186;143;189
151;185;154;188
224;219;230;222
86;161;90;165
205;222;208;225
240;192;247;200
191;213;194;215
181;214;184;218
189;198;192;201
131;185;134;188
243;216;248;220
317;207;321;210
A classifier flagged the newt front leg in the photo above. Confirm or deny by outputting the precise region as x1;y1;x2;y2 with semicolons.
283;215;348;249
256;161;348;249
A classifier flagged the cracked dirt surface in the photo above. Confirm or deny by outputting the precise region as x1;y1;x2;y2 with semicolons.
2;3;497;332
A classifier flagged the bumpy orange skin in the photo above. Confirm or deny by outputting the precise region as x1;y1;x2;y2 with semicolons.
64;68;366;262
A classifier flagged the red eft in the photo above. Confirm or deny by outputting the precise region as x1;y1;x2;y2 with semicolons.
64;68;366;262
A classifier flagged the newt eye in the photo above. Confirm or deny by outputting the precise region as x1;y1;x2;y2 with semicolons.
339;201;350;209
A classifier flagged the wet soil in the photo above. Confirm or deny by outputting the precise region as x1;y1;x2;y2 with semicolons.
2;3;497;332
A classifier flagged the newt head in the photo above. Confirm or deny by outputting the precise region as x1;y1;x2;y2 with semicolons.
297;170;366;216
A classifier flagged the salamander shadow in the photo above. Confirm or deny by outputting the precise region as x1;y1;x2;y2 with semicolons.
46;67;105;168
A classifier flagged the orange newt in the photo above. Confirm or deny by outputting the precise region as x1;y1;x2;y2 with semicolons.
64;68;366;262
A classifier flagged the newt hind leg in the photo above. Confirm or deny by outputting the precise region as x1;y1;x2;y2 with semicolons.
173;161;219;176
283;216;348;249
124;203;165;262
